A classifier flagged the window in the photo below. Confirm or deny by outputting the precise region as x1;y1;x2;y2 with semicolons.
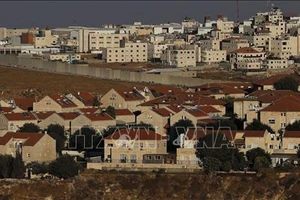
107;144;113;147
269;119;275;124
27;153;30;158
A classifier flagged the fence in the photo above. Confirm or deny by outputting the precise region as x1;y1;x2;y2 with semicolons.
0;54;225;87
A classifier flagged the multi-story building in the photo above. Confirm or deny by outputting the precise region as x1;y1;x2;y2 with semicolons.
201;49;226;64
102;41;147;63
262;58;288;69
161;45;196;67
88;33;128;51
221;37;249;54
34;30;58;48
229;47;266;69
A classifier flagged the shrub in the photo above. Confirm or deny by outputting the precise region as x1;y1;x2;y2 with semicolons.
223;161;232;172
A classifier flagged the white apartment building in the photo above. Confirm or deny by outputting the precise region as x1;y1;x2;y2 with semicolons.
153;23;184;35
264;21;286;37
201;49;226;64
230;47;266;69
262;59;288;69
89;33;128;50
267;36;300;59
161;45;196;67
148;43;170;60
216;17;234;33
221;37;249;54
102;41;147;63
236;60;262;70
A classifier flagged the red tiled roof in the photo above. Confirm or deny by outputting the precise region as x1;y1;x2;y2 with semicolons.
253;74;294;86
84;113;114;121
249;90;300;104
148;86;183;97
283;131;300;138
4;112;37;121
260;95;300;112
139;93;226;107
0;107;14;113
74;92;96;107
152;108;173;117
78;108;100;114
115;109;134;116
230;47;260;54
199;105;221;113
243;130;266;137
34;111;56;120
57;112;80;120
165;105;183;113
197;118;218;125
115;89;145;101
14;98;36;111
105;128;166;140
0;132;44;146
186;109;208;117
49;94;78;108
193;83;246;95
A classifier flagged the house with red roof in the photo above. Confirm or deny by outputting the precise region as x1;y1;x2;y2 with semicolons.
115;109;135;124
190;83;246;99
71;112;116;133
0;112;38;132
260;95;300;132
101;88;146;112
66;92;98;108
33;94;78;113
280;131;300;155
137;108;176;135
9;97;37;113
229;47;266;70
138;93;226;115
37;112;81;131
252;73;300;91
104;128;167;164
234;90;300;127
0;132;56;163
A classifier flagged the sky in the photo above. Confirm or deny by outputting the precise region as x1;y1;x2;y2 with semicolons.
0;1;300;28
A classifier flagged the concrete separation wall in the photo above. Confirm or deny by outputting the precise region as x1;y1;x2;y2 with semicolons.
0;54;224;86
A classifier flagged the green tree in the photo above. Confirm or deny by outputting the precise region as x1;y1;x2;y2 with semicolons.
245;119;274;133
49;154;81;179
223;161;232;172
246;147;271;170
47;124;67;155
168;119;194;153
196;133;245;171
203;157;222;174
106;106;116;118
220;96;235;117
253;156;270;171
0;155;14;178
11;151;25;179
27;162;49;175
69;126;101;152
274;76;299;92
285;120;300;131
18;123;40;133
209;119;237;130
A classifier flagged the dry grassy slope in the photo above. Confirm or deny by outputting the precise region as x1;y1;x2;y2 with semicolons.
0;66;155;99
0;169;300;200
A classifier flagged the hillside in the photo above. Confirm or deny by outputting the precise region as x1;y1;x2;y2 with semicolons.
1;169;300;200
0;66;155;99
